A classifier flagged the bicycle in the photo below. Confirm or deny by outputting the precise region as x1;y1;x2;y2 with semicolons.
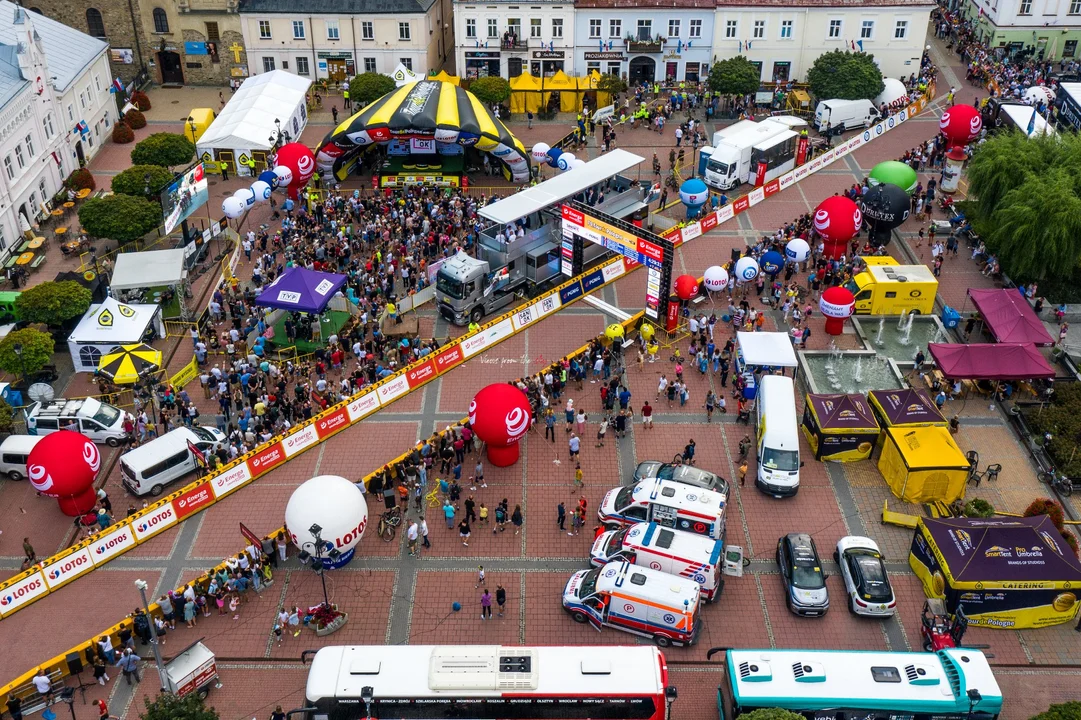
1038;466;1074;497
377;507;403;542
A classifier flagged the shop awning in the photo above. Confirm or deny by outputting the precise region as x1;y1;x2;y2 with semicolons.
928;342;1054;380
968;288;1054;346
736;331;798;368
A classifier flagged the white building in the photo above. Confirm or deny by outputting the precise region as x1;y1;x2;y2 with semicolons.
956;0;1081;61
454;0;577;79
712;0;934;84
0;1;113;260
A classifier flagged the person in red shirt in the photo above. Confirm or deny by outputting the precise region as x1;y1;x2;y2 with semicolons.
641;402;653;429
96;699;118;720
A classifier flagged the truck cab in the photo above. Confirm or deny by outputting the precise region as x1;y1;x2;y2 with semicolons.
844;264;938;315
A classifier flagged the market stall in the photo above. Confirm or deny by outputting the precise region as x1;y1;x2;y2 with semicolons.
867;388;947;428
878;426;969;504
110;248;187;316
910;516;1081;629
928;342;1055;379
67;297;165;372
801;393;880;461
967;289;1055;346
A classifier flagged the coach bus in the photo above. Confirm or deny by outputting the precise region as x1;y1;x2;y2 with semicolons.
300;645;677;720
706;647;1002;720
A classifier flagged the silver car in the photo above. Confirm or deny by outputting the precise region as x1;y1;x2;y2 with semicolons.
631;461;729;495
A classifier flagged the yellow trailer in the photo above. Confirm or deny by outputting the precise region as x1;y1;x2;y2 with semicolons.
844;264;938;315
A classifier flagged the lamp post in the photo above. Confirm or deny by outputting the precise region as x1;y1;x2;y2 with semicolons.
269;118;284;151
12;341;27;387
134;578;170;693
187;116;198;158
296;522;339;610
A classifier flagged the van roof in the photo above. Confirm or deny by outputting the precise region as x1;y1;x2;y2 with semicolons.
868;264;936;283
625;522;724;563
0;434;43;450
31;398;100;419
759;375;798;441
631;478;727;515
119;427;205;467
595;560;700;606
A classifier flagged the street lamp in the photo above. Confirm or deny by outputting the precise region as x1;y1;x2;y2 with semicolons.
134;578;170;693
295;522;340;610
269;118;284;150
12;341;27;387
187;116;198;159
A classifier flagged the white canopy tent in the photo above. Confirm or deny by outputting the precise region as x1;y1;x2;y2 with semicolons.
110;249;187;292
392;62;421;86
196;70;312;176
736;331;798;368
67;298;165;373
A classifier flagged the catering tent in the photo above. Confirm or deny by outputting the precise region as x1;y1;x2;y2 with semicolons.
867;388;946;428
968;289;1054;346
878;426;970;504
67;297;165;372
736;331;798;369
392;62;421;86
910;516;1081;628
929;342;1054;380
510;73;544;115
254;266;347;314
430;70;460;86
196;70;312;176
110;249;186;292
801;393;880;461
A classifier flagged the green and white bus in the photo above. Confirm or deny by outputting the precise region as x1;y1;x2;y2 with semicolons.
706;647;1002;720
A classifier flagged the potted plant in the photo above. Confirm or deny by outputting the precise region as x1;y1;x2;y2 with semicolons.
309;603;348;636
963;498;995;518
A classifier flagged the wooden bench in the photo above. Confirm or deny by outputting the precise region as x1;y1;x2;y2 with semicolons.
3;256;16;270
16;240;30;253
30;254;46;270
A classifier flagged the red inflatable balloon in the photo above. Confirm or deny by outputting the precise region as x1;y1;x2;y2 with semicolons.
469;384;532;467
274;142;316;200
820;286;855;336
27;430;101;516
813;196;863;242
938;104;983;147
674;274;699;301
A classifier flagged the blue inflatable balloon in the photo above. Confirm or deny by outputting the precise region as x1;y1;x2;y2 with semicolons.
760;250;785;275
258;170;279;188
546;147;563;169
452;602;462;612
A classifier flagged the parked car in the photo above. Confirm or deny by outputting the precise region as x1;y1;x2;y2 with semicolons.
631;461;729;495
835;536;896;617
777;533;829;616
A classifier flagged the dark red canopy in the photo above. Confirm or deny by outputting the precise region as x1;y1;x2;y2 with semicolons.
968;288;1054;346
928;343;1054;380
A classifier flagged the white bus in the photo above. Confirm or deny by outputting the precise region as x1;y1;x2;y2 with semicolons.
302;645;677;720
706;647;1003;720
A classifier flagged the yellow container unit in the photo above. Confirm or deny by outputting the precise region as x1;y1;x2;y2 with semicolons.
186;108;216;143
845;263;938;315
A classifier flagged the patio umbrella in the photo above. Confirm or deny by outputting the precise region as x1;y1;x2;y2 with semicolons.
97;343;162;384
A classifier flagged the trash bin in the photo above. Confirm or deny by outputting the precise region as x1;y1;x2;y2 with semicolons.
941;305;960;329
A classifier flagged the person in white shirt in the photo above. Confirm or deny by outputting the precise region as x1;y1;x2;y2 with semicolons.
406;521;419;556
32;669;52;703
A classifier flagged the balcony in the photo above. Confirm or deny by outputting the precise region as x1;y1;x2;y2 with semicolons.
500;39;529;51
626;36;664;53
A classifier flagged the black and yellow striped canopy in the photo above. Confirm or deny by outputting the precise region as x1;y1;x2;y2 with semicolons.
97;343;162;384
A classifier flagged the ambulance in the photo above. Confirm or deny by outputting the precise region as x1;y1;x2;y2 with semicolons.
590;522;726;602
598;478;727;541
562;560;702;647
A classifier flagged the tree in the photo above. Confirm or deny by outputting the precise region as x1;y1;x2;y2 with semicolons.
130;132;196;167
111;165;176;200
596;73;627;97
1030;701;1081;720
736;709;806;720
349;72;396;106
708;56;760;97
112;122;134;144
469;76;511;106
139;692;219;720
807;50;884;101
78;194;161;244
15;281;92;326
0;328;55;378
64;168;95;192
966;131;1066;224
125;109;147;129
0;398;14;435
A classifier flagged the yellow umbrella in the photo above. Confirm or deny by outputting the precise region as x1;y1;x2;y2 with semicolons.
605;324;625;341
97;343;162;384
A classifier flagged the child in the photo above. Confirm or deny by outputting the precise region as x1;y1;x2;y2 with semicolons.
449;479;461;509
739;460;749;487
289;606;301;637
476;566;486;588
574;464;583;489
273;621;283;646
229;594;240;619
215;590;226;615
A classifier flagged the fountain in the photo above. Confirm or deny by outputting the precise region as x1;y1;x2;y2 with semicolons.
874;317;886;347
898;310;915;346
851;315;950;363
853;355;864;384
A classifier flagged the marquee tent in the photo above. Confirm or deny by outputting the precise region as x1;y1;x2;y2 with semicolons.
878;426;970;504
510;73;544;115
196;70;312;176
67;297;165;372
929;342;1054;380
968;288;1054;346
736;331;798;368
910;516;1081;628
110;249;186;292
801;393;880;461
867;388;946;428
254;266;347;314
430;70;460;86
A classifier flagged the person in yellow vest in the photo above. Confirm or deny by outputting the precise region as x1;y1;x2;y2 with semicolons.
468;320;480;334
245;156;256;176
343;88;351;111
219;159;230;181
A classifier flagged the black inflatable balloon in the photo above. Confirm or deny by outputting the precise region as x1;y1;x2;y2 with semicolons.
859;183;911;247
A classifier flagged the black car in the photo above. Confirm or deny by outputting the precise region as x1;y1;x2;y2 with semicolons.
776;533;829;616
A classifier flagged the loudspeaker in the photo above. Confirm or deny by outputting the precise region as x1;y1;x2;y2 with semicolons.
65;652;83;676
731;247;742;263
85;647;97;666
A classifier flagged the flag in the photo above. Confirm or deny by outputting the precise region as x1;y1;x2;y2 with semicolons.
678;39;683;53
857;39;864;52
1027;108;1037;135
599;39;603;51
851;39;856;50
112;77;124;92
747;40;752;49
739;40;743;52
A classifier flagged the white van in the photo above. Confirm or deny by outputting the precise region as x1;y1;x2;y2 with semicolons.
814;99;879;134
0;435;43;480
598;478;728;541
26;398;129;446
120;426;227;496
590;522;726;602
755;375;802;498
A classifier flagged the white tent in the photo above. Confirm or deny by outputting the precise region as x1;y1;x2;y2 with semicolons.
736;331;798;368
196;70;312;176
111;249;187;292
67;298;165;372
392;62;421;87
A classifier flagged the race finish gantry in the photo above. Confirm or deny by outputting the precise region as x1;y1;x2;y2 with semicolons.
435;150;658;325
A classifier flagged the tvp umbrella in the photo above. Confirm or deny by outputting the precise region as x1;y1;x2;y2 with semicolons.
869;161;919;195
284;475;369;569
679;178;708;220
250;180;272;202
860;183;910;247
605;324;625;341
97;343;162;384
785;237;810;263
734;256;759;282
703;265;729;292
27;430;101;516
469;384;532;467
760;250;784;276
820;286;855;336
531;142;550;162
275;142;316;200
222;195;245;219
814;195;862;260
258;169;279;188
674;274;699;300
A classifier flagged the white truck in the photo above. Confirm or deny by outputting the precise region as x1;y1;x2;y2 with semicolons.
164;640;219;699
702;116;808;191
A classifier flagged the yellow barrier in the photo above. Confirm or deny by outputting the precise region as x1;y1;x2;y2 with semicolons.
169;356;199;389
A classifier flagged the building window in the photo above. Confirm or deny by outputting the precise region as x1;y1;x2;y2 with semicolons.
79;91;86;110
894;20;908;39
0;224;6;251
725;20;737;38
85;8;105;38
38;179;47;204
636;19;651;40
1065;39;1078;56
401;58;412;70
685;62;700;82
507;18;520;38
466;18;476;38
861;20;874;39
25;134;34;157
85;84;93;105
43;113;54;139
689;19;701;37
296;56;309;75
668;19;680;37
488;18;498;37
609;19;621;38
530;18;541;38
399;22;411;40
364;57;376;72
153;8;169;33
828;19;842;38
589;19;601;38
94;74;102;92
1019;0;1032;13
1071;0;1081;13
66;103;74;122
3;156;12;180
753;20;765;38
14;145;25;170
262;56;275;72
552;18;563;38
206;21;220;41
292;21;305;39
362;20;374;39
28;193;37;212
780;19;793;38
587;60;600;74
326;20;339;40
259;20;272;39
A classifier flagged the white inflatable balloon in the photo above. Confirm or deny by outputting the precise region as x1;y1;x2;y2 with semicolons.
273;165;293;187
785;237;811;263
284;475;369;568
1023;85;1055;105
703;265;729;292
569;158;587;170
531;142;551;162
250;180;272;202
556;152;576;171
734;256;759;282
233;187;256;208
222;196;245;219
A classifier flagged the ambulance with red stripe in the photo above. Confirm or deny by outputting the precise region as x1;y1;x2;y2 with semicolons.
562;560;701;647
598;478;727;541
590;522;726;602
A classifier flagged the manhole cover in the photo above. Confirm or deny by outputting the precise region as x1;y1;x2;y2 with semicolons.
172;100;180;104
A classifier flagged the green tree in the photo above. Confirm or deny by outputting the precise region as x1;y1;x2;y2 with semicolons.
807;50;884;101
966;131;1065;222
349;72;396;106
130;132;196;167
595;73;627;97
111;165;176;200
78;194;161;244
15;281;92;326
0;397;14;434
1030;701;1081;720
708;56;761;97
737;709;806;720
0;328;55;377
470;76;511;106
139;692;219;720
